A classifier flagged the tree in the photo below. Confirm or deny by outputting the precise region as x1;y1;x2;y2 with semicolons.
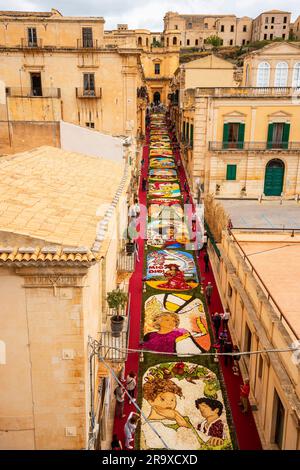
205;35;223;47
106;289;128;320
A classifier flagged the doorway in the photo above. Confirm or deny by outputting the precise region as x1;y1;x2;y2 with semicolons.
30;73;42;96
264;159;284;196
153;91;161;105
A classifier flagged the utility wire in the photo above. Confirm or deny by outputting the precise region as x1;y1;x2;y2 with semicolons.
98;353;170;450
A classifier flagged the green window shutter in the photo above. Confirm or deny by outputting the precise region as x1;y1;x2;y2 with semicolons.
282;123;290;149
190;124;194;148
238;123;245;149
267;123;274;149
226;164;237;180
223;123;229;149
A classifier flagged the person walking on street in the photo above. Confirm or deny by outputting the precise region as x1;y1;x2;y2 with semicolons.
204;251;210;272
222;309;230;330
212;312;221;340
142;177;147;191
205;282;213;306
111;433;123;450
239;379;250;413
124;412;140;449
224;339;233;367
126;371;137;404
232;345;241;376
218;329;227;353
114;382;126;418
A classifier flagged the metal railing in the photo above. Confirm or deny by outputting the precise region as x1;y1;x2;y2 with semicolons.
117;249;136;273
20;38;43;48
228;228;299;340
193;86;300;98
209;141;300;152
99;292;131;362
77;39;99;49
75;87;102;98
6;87;61;98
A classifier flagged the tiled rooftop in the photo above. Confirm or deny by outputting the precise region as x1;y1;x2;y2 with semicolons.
0;146;125;250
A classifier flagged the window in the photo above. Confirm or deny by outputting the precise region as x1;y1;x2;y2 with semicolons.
190;124;194;148
293;63;300;87
175;25;178;30
271;17;275;24
267;123;290;149
182;121;186;141
274;62;288;87
231;25;234;32
223;122;245;149
265;25;268;29
230;39;233;46
154;63;160;75
188;22;193;29
242;39;246;45
257;62;270;86
220;39;224;46
226;164;237;181
187;39;190;45
138;36;142;46
83;73;95;95
244;323;252;366
204;23;208;29
258;355;263;379
271;25;274;29
282;34;286;39
284;16;287;24
221;25;225;32
283;25;286;29
265;17;269;24
195;39;198;46
243;25;247;32
82;27;93;47
86;122;95;128
173;36;177;45
167;38;169;47
27;27;37;46
30;72;42;96
186;122;189;142
273;390;285;449
264;34;268;40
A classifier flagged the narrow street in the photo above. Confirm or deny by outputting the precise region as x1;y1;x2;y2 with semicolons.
113;111;262;450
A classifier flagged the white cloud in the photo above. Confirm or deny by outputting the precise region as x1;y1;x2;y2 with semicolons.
0;0;299;30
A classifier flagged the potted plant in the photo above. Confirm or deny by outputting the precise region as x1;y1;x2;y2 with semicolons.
107;289;128;338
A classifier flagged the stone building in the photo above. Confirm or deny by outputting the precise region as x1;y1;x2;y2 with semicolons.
104;24;180;105
170;43;300;199
252;10;291;42
207;223;300;450
0;146;133;449
163;11;253;47
290;15;300;40
0;9;147;154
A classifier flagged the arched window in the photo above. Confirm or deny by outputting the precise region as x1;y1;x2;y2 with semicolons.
275;62;288;87
0;340;6;365
137;37;142;46
292;62;300;87
257;62;270;87
173;36;177;45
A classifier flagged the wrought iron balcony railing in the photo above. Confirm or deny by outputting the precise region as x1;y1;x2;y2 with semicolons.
20;38;43;48
117;248;136;273
6;87;61;98
76;87;102;98
98;331;128;362
209;141;300;152
77;39;99;49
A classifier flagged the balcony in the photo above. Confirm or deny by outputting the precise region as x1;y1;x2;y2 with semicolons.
98;331;128;362
117;248;136;273
20;38;43;48
193;86;300;98
209;141;300;152
77;39;99;49
6;87;61;98
76;88;102;99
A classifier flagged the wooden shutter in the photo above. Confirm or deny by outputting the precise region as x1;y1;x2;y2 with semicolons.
223;123;229;149
226;164;237;180
238;123;245;149
282;123;290;150
267;123;274;149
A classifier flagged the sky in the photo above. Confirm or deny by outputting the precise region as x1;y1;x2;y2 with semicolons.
0;0;299;30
